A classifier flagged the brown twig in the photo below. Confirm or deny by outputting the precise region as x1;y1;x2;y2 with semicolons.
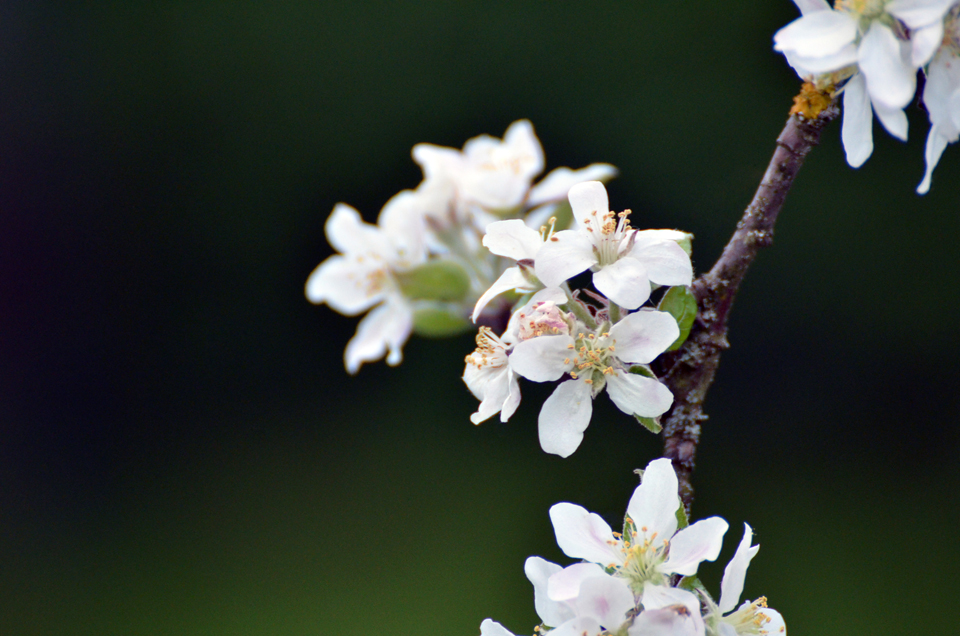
655;102;840;515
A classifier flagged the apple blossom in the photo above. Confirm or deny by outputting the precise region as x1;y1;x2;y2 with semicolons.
535;181;693;310
548;458;728;590
305;194;427;373
917;6;960;193
704;524;786;636
774;0;954;167
509;309;680;457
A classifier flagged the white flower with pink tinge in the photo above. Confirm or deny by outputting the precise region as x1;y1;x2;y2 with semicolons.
534;181;692;310
509;309;680;457
548;458;729;589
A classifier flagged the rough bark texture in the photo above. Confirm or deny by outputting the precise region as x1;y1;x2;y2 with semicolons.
656;104;840;515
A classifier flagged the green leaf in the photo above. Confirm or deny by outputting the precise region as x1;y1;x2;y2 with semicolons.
394;260;471;302
675;495;690;529
411;302;471;337
657;285;697;351
635;415;662;434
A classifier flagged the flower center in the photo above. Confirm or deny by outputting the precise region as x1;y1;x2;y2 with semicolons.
835;0;887;20
516;300;570;340
465;327;508;369
722;598;782;636
608;519;669;591
567;332;619;384
582;208;634;266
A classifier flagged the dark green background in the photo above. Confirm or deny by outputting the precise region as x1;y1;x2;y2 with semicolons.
2;2;958;634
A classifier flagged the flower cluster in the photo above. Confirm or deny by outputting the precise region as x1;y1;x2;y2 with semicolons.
463;181;694;457
774;0;960;192
305;120;616;373
481;459;786;636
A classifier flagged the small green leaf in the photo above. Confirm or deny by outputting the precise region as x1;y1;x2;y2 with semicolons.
635;415;662;434
628;364;657;379
675;495;690;529
412;302;471;337
657;286;697;351
395;260;471;302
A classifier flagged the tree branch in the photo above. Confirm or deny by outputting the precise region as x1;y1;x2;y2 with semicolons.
656;103;840;514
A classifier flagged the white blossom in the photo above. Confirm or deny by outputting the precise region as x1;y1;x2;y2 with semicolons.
705;524;786;636
463;327;521;424
413;120;616;227
535;181;692;310
774;0;954;168
509;310;679;457
471;219;548;321
918;7;960;193
305;193;426;373
525;558;637;635
548;458;729;586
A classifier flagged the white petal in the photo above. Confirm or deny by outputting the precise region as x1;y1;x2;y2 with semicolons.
325;203;391;255
773;11;857;58
472;266;535;322
593;258;652;310
480;619;516;636
304;255;383;315
539;379;594;457
625;458;679;546
528;164;619;207
411;143;462;180
502;119;546;178
609;310;681;364
377;189;428;264
465;365;516;424
577;574;635;629
605;372;674;419
659;516;728;576
872;99;908;141
886;0;955;28
630;230;691;252
525;557;574;627
909;21;943;67
510;335;575;382
501;374;522;422
633;585;703;636
629;240;693;287
483;219;544;260
757;607;787;636
841;74;874;168
344;299;413;373
719;523;760;614
859;22;917;109
548;617;603;636
792;0;830;14
784;44;859;74
917;125;950;194
550;502;623;566
567;181;610;227
535;230;596;287
547;562;608;603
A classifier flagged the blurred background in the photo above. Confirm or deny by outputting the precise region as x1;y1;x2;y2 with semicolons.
2;1;958;634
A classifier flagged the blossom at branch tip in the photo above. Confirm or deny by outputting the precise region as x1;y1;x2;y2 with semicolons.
548;458;728;588
917;7;960;193
509;310;679;457
305;193;427;373
535;181;692;310
706;524;786;636
774;0;954;168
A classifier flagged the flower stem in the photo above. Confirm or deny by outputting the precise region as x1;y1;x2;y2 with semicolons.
654;103;840;515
